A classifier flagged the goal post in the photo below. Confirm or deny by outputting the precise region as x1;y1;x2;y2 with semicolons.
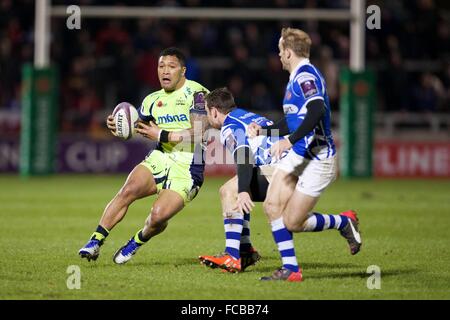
20;64;58;176
20;0;58;176
24;0;372;177
339;68;375;178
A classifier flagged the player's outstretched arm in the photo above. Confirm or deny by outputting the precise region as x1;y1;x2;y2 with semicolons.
248;118;290;138
262;118;290;137
135;112;210;144
269;99;325;159
286;99;325;145
166;90;210;143
136;90;210;144
167;111;211;143
135;121;161;141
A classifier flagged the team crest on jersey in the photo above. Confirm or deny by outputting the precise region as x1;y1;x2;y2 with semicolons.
299;80;318;98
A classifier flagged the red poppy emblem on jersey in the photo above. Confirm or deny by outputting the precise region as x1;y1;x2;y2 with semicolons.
157;101;163;107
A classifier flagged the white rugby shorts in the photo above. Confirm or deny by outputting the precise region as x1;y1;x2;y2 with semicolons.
276;150;337;197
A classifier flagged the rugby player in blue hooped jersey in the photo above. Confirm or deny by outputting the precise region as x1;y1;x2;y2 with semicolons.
247;28;362;282
199;87;361;277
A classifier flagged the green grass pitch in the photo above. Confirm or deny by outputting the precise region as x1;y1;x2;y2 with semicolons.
1;175;449;300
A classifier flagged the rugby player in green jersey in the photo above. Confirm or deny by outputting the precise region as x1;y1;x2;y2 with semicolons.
78;48;210;264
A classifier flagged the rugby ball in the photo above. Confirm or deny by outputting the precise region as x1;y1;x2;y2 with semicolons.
112;102;139;140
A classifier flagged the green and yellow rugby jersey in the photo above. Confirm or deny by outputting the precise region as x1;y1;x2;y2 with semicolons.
138;79;209;161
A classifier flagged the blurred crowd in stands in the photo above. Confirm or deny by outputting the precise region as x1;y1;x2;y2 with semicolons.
0;0;449;134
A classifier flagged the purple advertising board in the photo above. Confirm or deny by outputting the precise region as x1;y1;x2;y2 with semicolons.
0;135;155;173
57;136;155;173
0;135;234;176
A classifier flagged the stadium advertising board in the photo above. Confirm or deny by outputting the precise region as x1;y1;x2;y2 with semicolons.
0;137;449;177
374;141;450;178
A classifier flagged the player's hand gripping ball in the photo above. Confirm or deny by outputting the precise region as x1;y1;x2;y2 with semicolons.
112;102;139;140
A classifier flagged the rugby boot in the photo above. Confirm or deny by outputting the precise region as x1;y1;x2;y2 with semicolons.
260;267;303;282
339;210;362;255
199;252;242;273
113;238;142;264
241;247;261;271
79;239;102;262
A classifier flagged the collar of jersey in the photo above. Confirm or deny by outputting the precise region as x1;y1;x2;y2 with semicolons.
289;58;310;81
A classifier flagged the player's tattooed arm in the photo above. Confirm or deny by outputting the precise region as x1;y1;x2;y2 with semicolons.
167;111;211;143
136;91;210;143
136;112;210;143
167;91;210;143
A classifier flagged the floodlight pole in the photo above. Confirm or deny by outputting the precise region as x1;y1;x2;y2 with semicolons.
35;0;50;68
350;0;366;71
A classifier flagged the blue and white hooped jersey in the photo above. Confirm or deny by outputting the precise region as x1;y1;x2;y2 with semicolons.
283;59;336;160
220;108;284;166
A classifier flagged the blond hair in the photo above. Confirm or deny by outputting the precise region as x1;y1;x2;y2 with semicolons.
281;28;312;58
